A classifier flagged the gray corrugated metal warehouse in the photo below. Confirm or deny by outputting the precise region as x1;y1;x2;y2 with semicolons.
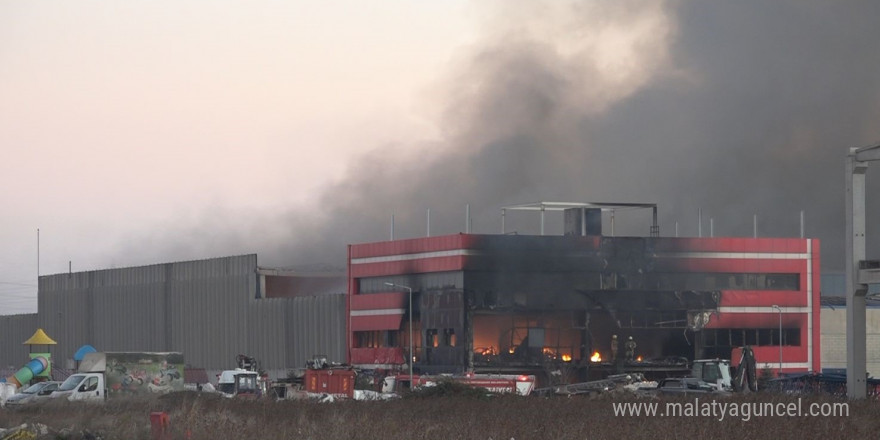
0;313;39;371
0;254;346;380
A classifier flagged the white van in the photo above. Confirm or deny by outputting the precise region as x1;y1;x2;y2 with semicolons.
52;373;105;402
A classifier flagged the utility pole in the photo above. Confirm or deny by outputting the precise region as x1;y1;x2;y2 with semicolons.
846;143;880;399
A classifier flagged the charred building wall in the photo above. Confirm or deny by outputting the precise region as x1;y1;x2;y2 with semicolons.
348;234;820;377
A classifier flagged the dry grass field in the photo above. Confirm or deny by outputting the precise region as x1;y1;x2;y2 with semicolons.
1;389;876;440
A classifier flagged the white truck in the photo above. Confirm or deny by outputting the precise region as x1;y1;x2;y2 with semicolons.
52;352;184;402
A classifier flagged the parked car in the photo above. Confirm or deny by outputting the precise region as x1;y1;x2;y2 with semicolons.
4;381;61;408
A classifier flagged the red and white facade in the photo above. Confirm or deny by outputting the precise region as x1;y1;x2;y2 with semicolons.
652;237;820;373
347;234;820;374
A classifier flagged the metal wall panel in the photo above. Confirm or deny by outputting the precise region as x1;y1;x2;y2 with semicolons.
246;298;289;373
0;313;38;369
167;255;257;371
25;255;346;379
91;264;168;353
37;272;92;369
287;294;347;369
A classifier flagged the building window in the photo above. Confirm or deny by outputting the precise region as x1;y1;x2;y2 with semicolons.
444;329;456;347
701;328;801;348
427;329;439;348
355;330;401;348
656;273;799;291
782;328;800;346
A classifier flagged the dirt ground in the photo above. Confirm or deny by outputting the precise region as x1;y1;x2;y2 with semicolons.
1;391;877;440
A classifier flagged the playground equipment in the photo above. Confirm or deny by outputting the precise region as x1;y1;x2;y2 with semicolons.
4;328;57;388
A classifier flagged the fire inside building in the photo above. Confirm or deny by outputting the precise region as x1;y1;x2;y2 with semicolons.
347;202;820;382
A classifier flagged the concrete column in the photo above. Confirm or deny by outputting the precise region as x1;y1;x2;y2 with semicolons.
846;150;868;399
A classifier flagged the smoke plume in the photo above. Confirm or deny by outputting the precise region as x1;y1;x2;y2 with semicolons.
126;0;880;273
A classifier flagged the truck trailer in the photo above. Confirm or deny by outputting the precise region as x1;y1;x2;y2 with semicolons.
53;352;184;402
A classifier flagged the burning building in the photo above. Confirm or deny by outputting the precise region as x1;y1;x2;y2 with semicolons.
346;202;820;380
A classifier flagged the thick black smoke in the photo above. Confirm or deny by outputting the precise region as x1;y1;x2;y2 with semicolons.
125;1;880;273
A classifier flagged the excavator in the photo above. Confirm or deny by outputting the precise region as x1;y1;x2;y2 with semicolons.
691;346;758;392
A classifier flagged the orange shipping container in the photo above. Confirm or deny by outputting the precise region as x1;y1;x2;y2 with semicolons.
304;369;355;398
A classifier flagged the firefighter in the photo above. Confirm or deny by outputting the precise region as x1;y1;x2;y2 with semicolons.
624;336;637;361
611;335;619;361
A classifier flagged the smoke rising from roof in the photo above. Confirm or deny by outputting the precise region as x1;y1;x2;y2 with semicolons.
127;0;880;272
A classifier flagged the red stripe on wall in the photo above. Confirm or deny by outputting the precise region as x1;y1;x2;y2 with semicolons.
705;312;805;328
351;315;403;331
350;234;478;259
351;292;407;310
350;256;466;277
719;291;808;307
652;237;808;253
653;258;804;274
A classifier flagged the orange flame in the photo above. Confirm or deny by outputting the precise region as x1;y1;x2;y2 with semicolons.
562;354;572;362
636;355;643;362
590;351;602;362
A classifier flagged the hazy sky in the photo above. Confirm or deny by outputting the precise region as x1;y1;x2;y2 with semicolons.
3;1;879;315
1;0;474;313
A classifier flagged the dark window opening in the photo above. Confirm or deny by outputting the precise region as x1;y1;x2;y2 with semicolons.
444;329;456;347
701;328;801;348
656;273;799;291
355;330;400;348
427;329;439;348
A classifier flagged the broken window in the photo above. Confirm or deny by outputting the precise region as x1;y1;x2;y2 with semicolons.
444;329;456;347
355;331;400;348
427;329;439;348
655;272;799;291
356;331;378;348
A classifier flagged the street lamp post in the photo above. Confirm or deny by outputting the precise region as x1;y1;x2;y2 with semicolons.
385;282;414;388
772;305;782;376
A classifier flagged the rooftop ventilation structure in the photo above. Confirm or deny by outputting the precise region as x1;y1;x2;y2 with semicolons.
500;201;659;237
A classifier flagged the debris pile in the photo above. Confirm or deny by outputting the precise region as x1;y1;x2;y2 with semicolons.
534;373;655;397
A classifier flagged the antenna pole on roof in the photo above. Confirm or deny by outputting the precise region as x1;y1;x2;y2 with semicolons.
651;206;659;237
698;209;703;237
540;204;545;236
800;210;805;238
